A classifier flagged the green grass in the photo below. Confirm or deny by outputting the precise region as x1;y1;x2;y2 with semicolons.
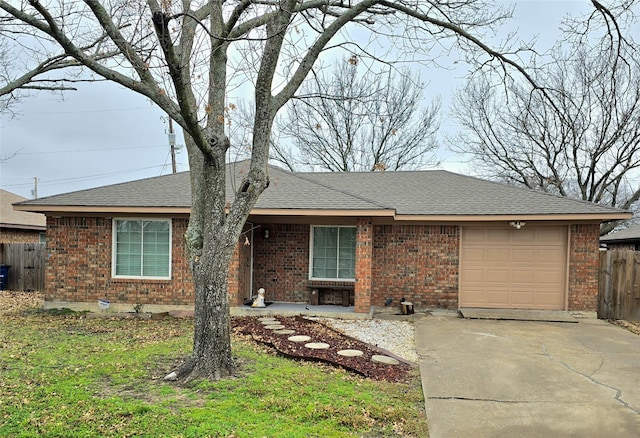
0;310;428;437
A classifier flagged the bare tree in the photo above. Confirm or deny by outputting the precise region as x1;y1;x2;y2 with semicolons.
271;59;440;171
451;4;640;233
0;0;543;382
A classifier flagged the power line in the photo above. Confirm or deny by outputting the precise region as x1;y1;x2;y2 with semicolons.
14;106;160;116
13;145;166;155
1;164;168;189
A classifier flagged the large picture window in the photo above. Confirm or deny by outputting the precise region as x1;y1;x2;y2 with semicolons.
113;219;171;279
310;226;356;280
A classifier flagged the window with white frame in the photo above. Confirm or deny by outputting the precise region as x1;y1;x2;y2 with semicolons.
113;219;171;279
310;226;356;280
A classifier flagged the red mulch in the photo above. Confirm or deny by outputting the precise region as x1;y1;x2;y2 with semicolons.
231;316;415;383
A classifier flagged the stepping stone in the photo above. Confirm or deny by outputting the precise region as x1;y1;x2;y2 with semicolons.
305;342;330;349
371;355;400;365
264;324;285;330
273;329;296;335
337;349;364;357
288;335;311;343
260;319;279;324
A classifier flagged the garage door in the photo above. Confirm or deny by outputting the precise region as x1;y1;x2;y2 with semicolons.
460;226;567;310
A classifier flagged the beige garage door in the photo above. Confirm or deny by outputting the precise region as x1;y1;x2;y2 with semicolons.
460;226;567;310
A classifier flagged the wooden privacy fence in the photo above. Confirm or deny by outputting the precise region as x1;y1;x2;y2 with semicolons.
598;250;640;321
0;243;45;292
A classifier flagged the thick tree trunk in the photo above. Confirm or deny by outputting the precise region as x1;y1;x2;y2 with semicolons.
168;144;239;382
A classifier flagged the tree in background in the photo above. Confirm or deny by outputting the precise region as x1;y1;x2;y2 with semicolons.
451;3;640;233
0;0;604;382
271;58;440;172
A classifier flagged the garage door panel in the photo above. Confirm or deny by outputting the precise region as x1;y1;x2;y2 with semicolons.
460;226;567;310
486;248;510;262
464;247;487;262
485;270;510;283
538;228;566;242
511;270;535;283
511;229;536;243
511;291;536;305
537;270;563;284
486;290;511;305
537;249;565;263
486;228;510;241
512;249;536;263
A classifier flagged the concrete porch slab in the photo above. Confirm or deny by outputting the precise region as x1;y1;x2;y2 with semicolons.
459;308;579;323
231;302;372;320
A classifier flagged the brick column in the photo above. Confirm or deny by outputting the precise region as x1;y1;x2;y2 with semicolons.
568;223;600;311
354;218;373;313
227;242;241;306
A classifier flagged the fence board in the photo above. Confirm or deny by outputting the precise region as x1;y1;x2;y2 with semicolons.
598;250;640;321
0;243;45;292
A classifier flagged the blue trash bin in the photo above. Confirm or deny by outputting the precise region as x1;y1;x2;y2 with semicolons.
0;265;10;290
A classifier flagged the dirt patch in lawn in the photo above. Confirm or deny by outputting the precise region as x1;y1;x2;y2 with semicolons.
232;316;416;383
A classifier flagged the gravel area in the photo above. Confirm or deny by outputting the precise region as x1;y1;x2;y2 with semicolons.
313;317;419;364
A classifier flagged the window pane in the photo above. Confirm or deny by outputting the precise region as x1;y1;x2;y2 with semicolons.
115;220;142;276
142;221;170;277
311;226;355;280
312;227;337;278
338;227;356;279
115;220;170;278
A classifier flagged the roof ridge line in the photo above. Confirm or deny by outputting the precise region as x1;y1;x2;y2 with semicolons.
290;171;395;211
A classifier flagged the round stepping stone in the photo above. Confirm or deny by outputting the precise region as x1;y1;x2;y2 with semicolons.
260;319;279;324
264;324;285;330
371;355;400;365
305;342;330;349
337;349;364;357
273;329;296;335
288;335;311;343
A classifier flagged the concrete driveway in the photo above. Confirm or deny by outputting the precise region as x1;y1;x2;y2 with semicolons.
416;313;640;437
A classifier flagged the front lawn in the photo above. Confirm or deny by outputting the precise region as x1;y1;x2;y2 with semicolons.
0;306;428;437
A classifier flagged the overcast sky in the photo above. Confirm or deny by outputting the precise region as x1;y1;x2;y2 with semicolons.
0;1;606;199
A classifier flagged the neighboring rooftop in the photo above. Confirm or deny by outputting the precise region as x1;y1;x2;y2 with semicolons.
1;189;46;230
600;224;640;243
13;162;630;220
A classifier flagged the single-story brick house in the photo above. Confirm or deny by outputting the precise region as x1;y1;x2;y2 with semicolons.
14;161;630;314
600;224;640;251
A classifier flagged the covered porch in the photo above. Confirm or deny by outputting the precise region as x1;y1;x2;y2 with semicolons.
228;217;374;314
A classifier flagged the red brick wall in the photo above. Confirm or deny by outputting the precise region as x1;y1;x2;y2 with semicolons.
372;224;460;309
45;216;194;306
568;223;601;311
251;223;310;302
354;218;373;313
0;228;43;243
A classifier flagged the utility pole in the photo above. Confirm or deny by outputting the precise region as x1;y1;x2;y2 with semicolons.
32;177;38;199
168;118;177;174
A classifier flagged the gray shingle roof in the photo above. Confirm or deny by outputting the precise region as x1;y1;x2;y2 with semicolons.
302;170;624;216
600;224;640;242
14;161;628;218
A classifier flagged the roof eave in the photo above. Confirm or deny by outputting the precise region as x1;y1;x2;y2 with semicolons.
0;223;46;231
393;213;632;221
13;205;192;215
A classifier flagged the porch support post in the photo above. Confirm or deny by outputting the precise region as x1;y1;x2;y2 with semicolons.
354;217;373;313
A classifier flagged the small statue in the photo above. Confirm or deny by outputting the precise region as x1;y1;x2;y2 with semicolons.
252;288;266;308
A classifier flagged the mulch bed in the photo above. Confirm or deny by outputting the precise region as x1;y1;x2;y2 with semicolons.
231;316;415;383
